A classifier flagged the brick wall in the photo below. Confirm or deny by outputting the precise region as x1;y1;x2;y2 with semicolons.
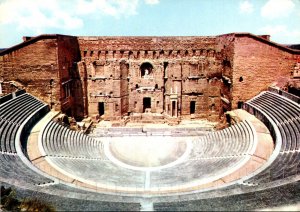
0;35;82;118
1;33;299;123
0;38;60;109
232;35;299;108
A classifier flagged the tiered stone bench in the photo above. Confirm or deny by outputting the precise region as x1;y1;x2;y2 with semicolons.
35;118;258;194
191;121;254;157
153;180;300;211
0;93;54;186
269;86;300;104
0;89;25;104
41;121;104;158
2;90;299;211
154;91;300;210
149;120;257;188
0;92;142;210
243;91;300;184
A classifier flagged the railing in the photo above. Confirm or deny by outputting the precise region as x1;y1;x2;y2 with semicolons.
268;87;300;103
0;93;12;104
0;89;26;104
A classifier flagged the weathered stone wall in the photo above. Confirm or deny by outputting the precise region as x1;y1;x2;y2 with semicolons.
57;35;81;117
74;61;88;119
77;36;224;121
78;36;217;52
129;60;164;115
80;59;130;120
216;34;236;113
0;38;60;109
0;35;83;119
1;33;299;123
231;35;299;108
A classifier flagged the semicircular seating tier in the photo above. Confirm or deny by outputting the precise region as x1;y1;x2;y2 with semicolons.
242;91;300;184
1;89;300;211
41;120;104;159
0;92;141;210
39;119;256;190
153;90;300;210
0;92;55;186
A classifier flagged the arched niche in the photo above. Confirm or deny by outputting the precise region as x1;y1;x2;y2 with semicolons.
140;62;153;78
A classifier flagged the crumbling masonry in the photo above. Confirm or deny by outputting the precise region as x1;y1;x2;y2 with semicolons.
0;33;299;124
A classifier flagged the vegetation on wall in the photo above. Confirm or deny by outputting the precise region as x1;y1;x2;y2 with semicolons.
0;186;55;212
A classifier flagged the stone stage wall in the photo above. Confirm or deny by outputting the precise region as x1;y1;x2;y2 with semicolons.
77;36;223;121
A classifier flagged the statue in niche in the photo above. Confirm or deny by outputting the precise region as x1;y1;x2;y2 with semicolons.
140;62;153;78
145;69;149;76
143;68;150;79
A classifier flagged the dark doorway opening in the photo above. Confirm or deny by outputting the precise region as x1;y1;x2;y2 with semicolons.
237;101;243;109
288;87;300;98
65;108;72;117
172;101;176;116
143;97;151;112
190;101;196;114
98;102;105;116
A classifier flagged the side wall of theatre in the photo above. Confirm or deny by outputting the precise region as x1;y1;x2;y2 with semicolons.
0;38;61;109
231;35;300;108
